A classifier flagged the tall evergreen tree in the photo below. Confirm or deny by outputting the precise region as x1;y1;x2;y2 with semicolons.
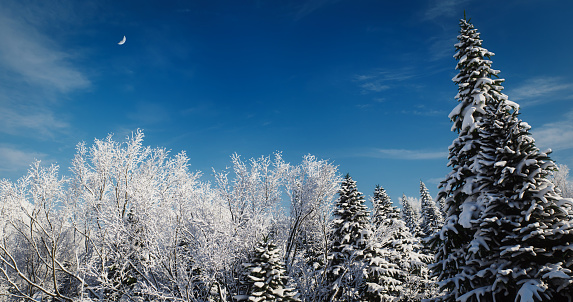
325;174;370;301
400;194;421;236
371;185;396;228
237;237;300;302
368;189;436;301
419;181;443;238
365;186;404;301
430;16;573;302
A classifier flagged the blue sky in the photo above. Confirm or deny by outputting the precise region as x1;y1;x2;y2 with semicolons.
1;0;572;205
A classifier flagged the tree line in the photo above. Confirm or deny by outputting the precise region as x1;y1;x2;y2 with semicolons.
1;16;573;302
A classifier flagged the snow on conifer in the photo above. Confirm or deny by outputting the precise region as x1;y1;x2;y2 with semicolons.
369;189;437;301
325;174;370;301
237;236;300;302
400;194;421;236
371;185;395;228
419;181;443;238
428;16;506;301
430;16;573;302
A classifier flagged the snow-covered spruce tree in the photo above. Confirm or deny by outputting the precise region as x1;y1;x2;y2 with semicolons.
400;194;421;236
364;186;404;301
437;197;447;218
236;236;300;302
371;185;395;228
462;62;573;300
419;181;443;239
325;174;370;301
368;189;437;301
430;16;573;302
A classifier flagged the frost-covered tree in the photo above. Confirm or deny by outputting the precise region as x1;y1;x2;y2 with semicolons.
325;174;370;301
0;162;83;301
282;155;340;271
281;155;340;302
549;164;573;199
237;237;300;302
419;181;443;238
400;194;421;236
430;16;573;302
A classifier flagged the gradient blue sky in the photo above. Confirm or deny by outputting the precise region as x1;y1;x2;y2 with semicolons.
1;0;572;204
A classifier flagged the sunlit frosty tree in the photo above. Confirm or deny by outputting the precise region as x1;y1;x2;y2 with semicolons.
550;164;573;199
430;16;573;302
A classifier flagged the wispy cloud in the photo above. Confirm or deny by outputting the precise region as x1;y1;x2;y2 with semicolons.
127;102;171;125
532;110;573;152
0;105;69;138
0;146;49;174
427;36;457;61
401;104;446;116
507;77;573;106
0;0;90;138
293;0;340;21
354;69;418;94
0;6;90;92
422;0;470;21
362;148;448;160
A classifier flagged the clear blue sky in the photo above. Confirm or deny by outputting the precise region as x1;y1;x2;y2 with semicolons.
1;0;572;205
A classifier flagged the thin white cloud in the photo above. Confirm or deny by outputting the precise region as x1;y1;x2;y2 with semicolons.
0;0;90;138
426;177;446;186
401;104;446;116
364;148;448;160
507;77;573;106
422;0;470;21
293;0;340;21
0;147;48;174
532;110;573;152
360;82;390;92
427;36;457;61
0;105;68;137
354;69;417;94
0;9;90;92
127;102;171;125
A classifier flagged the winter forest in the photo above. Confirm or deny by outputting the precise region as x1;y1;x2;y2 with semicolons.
2;17;573;302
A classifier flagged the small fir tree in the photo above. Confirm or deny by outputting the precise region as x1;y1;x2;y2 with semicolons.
237;236;300;302
419;181;443;238
370;191;436;301
400;194;421;236
371;185;395;228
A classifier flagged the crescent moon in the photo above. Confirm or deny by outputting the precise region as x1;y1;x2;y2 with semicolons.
118;36;126;45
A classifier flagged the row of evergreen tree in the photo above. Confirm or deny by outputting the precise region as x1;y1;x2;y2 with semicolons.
238;177;446;301
1;15;572;302
236;16;573;302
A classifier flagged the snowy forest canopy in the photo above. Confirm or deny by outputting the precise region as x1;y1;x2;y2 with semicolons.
1;17;573;302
